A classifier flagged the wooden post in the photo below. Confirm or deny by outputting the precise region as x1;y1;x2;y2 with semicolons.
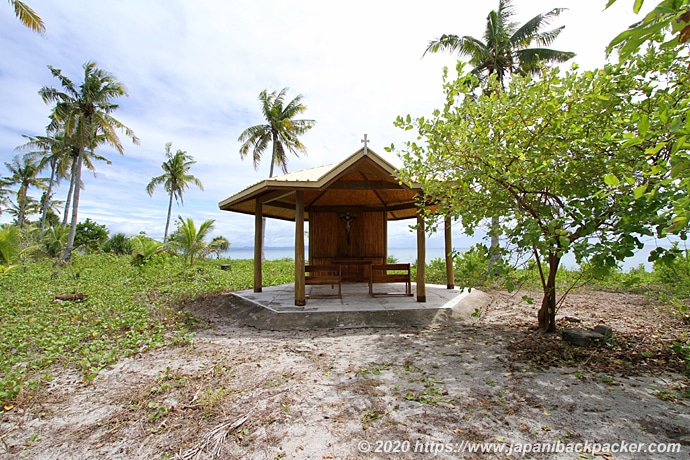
295;191;306;306
445;216;455;289
253;197;263;292
416;212;426;303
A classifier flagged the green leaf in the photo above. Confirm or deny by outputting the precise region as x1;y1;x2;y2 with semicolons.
604;174;620;187
633;184;648;199
633;0;644;14
621;137;643;148
644;142;666;156
638;114;649;137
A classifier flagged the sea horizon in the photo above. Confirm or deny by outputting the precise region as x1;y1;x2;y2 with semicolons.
225;246;658;271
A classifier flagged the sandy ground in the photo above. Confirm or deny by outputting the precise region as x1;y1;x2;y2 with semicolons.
1;288;689;459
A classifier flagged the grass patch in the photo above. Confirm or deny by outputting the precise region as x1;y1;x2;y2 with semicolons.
0;253;295;407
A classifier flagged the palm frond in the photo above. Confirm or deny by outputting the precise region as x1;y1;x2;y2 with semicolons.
424;34;464;56
511;8;567;48
517;48;575;72
10;0;45;34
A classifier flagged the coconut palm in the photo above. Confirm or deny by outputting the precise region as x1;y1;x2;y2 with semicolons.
169;216;215;266
7;0;44;34
39;61;139;261
238;88;315;260
209;235;230;259
16;132;72;231
129;235;164;267
2;154;48;228
424;0;574;262
0;178;10;215
146;143;204;243
239;88;316;177
424;0;575;87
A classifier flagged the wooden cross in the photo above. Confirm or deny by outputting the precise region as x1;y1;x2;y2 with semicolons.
361;134;369;155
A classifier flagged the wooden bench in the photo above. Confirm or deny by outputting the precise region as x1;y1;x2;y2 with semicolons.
369;263;413;297
305;264;342;299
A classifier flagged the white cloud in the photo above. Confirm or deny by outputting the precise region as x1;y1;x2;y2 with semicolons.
0;0;651;248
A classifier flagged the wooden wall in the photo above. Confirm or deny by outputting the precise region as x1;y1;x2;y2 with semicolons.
309;211;387;279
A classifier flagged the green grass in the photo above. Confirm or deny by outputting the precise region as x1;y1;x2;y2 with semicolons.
0;253;294;407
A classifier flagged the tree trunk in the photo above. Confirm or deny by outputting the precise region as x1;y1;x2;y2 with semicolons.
62;150;83;262
40;160;57;232
537;252;560;332
488;215;500;272
62;158;77;228
164;191;173;243
262;143;278;263
17;186;26;229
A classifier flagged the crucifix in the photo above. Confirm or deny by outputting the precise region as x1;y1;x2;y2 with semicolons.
340;212;356;245
361;134;369;155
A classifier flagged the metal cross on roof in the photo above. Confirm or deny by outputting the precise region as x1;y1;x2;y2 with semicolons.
361;134;369;155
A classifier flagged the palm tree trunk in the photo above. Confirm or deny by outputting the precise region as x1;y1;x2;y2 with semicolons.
40;159;57;232
261;143;278;263
62;149;83;261
164;191;173;243
62;158;77;228
17;186;27;229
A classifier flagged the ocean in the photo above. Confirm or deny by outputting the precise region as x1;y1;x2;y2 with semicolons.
225;247;658;271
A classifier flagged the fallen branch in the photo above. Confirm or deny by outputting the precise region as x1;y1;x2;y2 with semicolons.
174;413;251;460
54;293;87;302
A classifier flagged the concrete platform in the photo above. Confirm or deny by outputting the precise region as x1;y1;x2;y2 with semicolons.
229;283;491;330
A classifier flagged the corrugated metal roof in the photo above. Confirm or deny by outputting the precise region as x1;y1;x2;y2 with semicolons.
218;147;427;221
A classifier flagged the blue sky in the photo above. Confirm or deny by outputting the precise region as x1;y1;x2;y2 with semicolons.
0;0;657;250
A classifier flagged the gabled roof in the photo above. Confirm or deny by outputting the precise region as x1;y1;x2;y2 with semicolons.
218;147;424;221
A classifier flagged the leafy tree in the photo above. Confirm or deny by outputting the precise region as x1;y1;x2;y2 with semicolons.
423;0;574;259
102;232;132;255
169;216;215;266
146;142;204;243
238;88;315;260
7;0;44;34
606;1;690;241
606;0;690;59
74;218;109;253
2;154;48;228
39;61;139;261
395;60;676;332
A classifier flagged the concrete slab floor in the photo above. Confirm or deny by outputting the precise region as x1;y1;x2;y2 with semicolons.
233;282;471;313
227;282;492;330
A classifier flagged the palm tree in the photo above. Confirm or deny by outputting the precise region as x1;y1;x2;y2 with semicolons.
16;132;72;231
7;0;44;34
39;61;139;261
146;142;204;243
2;154;48;228
424;0;574;87
239;88;316;178
238;88;316;259
210;235;230;259
170;216;215;266
0;178;10;216
424;0;574;262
